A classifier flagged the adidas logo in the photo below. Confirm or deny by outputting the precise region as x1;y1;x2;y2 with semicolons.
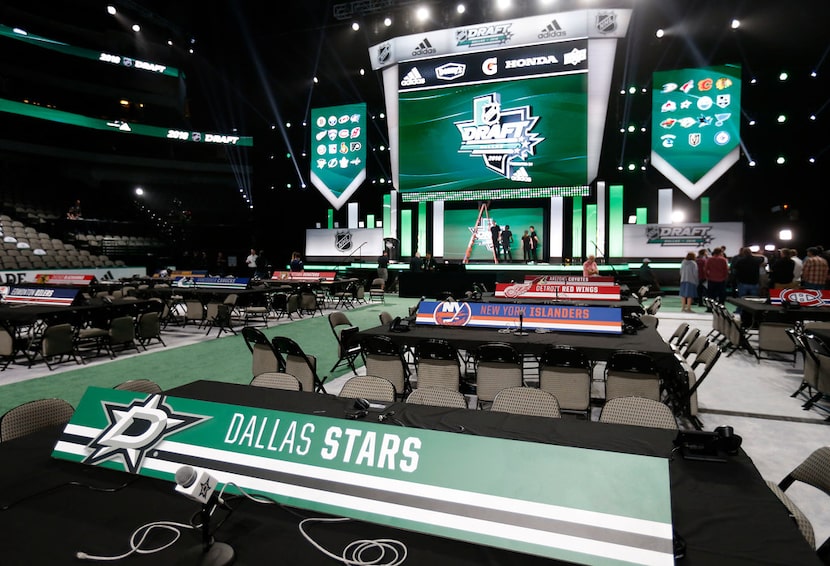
400;67;426;87
538;19;566;39
412;37;436;56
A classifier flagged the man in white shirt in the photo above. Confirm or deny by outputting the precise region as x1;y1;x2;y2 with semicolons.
245;248;258;276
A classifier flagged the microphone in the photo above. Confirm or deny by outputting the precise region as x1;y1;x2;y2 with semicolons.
514;311;528;336
175;466;223;507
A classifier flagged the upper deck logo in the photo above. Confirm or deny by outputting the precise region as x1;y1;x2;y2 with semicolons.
435;62;466;81
455;93;544;182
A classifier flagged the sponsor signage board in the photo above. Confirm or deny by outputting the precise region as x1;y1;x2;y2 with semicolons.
497;279;621;300
369;9;631;70
622;223;743;259
305;228;385;258
53;387;674;565
416;300;622;334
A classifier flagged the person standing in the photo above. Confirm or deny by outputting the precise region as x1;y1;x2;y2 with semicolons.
790;249;803;286
529;225;539;263
695;250;708;307
521;231;531;263
377;250;389;285
705;248;729;305
255;250;269;279
289;251;304;273
409;252;423;272
500;225;513;263
245;248;258;276
489;219;501;263
582;255;599;277
680;252;699;312
423;251;437;272
769;249;796;289
801;247;829;290
731;247;765;297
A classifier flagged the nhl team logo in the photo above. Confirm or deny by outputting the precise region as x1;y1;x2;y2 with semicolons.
377;42;391;65
780;289;824;307
595;11;617;34
335;231;353;252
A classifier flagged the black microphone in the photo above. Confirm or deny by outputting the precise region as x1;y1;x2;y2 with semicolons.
514;311;528;336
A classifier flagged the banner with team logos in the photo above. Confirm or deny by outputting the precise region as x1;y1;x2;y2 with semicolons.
497;278;621;300
309;103;367;209
53;387;673;565
416;300;622;333
190;277;250;289
651;64;742;200
769;288;830;307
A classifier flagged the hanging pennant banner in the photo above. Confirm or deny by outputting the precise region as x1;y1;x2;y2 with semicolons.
309;103;367;210
650;64;741;200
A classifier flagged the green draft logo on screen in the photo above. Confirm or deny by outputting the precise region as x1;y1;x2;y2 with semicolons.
455;93;544;183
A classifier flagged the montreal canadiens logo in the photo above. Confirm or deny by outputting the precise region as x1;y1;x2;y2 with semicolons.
780;289;824;307
433;301;473;326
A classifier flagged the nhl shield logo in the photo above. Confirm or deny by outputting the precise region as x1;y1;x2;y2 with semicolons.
377;42;391;65
481;103;500;125
335;231;353;252
595;12;617;34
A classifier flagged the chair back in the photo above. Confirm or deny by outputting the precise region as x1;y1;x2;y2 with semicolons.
339;375;396;403
42;323;75;357
599;397;677;430
474;343;522;404
1;398;75;442
114;379;163;394
491;387;561;418
250;372;302;391
379;311;393;326
676;327;700;353
539;346;591;413
605;351;660;402
646;296;662;315
272;336;324;392
362;335;408;395
415;339;460;391
243;327;280;377
668;322;690;346
406;388;467;408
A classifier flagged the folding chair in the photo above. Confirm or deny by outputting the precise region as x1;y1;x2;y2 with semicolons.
242;326;280;377
328;311;363;373
272;336;329;393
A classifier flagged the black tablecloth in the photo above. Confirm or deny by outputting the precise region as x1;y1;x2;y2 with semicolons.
727;297;830;325
0;380;819;565
355;322;680;378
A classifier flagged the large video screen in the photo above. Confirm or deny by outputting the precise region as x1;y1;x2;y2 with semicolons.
370;9;632;203
443;207;543;261
398;43;588;202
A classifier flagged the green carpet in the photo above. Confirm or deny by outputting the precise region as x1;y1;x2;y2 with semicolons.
0;297;414;416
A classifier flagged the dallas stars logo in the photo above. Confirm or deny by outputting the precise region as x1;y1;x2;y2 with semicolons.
455;93;544;182
84;395;209;474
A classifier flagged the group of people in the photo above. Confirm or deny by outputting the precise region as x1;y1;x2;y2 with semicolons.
678;245;830;312
407;251;438;272
489;220;539;264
